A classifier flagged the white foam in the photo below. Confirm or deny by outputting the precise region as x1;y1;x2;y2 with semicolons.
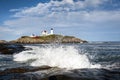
13;45;101;69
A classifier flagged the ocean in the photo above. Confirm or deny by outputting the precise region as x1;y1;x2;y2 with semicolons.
0;42;120;80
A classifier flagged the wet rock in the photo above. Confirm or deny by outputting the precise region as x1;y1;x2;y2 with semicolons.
41;68;120;80
0;43;25;54
0;67;119;80
0;73;29;80
0;66;52;80
41;75;80;80
0;66;51;75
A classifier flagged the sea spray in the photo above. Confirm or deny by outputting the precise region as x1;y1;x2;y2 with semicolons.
13;45;101;69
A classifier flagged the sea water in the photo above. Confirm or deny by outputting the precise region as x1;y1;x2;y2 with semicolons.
0;42;120;80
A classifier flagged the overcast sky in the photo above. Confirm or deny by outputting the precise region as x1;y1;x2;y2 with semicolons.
0;0;120;41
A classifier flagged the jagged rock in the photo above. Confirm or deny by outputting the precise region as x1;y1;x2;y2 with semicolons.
41;75;80;80
62;36;84;43
0;68;120;80
11;34;87;44
0;66;52;80
0;66;51;75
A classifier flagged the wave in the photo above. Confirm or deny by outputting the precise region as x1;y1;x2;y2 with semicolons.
13;45;101;69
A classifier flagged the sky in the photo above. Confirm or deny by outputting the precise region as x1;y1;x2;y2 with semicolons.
0;0;120;41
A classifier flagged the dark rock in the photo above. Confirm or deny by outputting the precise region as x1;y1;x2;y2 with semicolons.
0;43;25;55
41;75;98;80
0;66;51;75
0;68;120;80
0;66;52;80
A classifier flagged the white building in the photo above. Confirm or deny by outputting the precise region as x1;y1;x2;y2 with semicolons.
41;28;54;36
30;34;35;37
50;28;54;34
41;30;48;36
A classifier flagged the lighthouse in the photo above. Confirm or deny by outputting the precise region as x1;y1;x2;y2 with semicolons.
50;28;54;34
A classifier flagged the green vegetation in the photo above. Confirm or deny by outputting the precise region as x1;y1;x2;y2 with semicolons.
39;34;63;40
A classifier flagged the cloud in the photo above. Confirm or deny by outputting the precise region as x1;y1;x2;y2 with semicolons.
6;0;120;28
3;9;120;40
63;0;74;4
11;0;108;17
84;0;106;7
1;0;120;40
7;10;120;27
0;27;13;32
0;26;23;36
8;0;118;28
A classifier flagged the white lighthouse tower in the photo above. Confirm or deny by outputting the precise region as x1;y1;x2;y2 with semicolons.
50;28;54;34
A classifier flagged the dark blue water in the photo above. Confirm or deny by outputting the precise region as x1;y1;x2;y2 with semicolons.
78;42;120;68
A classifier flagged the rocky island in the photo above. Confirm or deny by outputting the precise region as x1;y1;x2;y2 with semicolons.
10;34;87;44
0;28;87;54
0;34;87;54
0;29;87;54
